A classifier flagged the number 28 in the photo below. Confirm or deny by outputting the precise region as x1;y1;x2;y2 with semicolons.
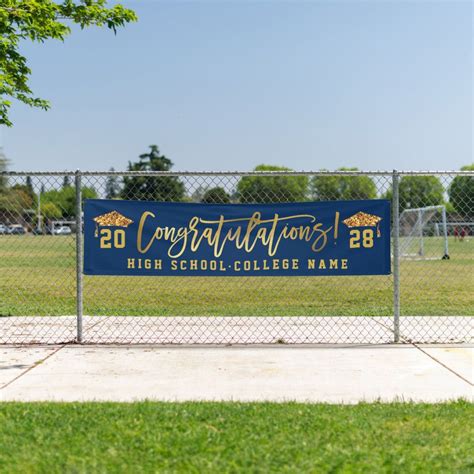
349;229;374;248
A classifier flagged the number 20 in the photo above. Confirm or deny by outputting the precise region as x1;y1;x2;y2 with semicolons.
350;229;374;248
100;229;126;249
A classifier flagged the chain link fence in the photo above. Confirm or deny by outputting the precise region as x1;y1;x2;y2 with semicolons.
1;170;472;344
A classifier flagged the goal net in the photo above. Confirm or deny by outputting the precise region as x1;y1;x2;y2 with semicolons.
399;205;449;260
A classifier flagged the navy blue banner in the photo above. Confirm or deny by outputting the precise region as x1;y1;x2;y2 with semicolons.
84;199;391;276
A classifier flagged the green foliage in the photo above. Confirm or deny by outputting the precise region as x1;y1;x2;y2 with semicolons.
41;201;62;220
13;180;36;203
0;0;137;126
0;186;33;213
0;157;36;214
105;167;121;199
25;175;33;194
122;145;185;202
237;165;308;203
386;176;445;211
62;175;71;188
201;187;231;204
449;164;474;218
191;185;208;203
0;150;7;191
310;167;377;201
41;185;97;217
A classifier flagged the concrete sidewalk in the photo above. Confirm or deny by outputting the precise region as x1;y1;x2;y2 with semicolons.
1;345;472;403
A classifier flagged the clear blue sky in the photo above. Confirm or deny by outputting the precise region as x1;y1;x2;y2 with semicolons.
3;0;473;171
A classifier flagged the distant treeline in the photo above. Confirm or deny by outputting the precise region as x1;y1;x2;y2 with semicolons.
1;146;472;221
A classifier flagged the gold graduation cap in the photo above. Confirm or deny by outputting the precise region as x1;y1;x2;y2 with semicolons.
93;211;133;237
343;211;383;237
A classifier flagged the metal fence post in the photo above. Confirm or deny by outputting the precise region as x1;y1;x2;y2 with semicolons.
441;205;449;258
392;170;400;342
75;170;83;343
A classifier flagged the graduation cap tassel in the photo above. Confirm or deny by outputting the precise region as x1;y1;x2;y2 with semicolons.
377;222;381;238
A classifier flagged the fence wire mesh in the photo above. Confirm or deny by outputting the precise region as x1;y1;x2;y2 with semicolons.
1;171;472;344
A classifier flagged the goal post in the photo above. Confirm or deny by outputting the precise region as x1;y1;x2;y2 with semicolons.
399;205;449;260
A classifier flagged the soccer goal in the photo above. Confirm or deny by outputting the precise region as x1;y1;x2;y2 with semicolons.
399;205;449;260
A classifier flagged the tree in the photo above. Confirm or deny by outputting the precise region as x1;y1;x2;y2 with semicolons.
201;187;231;204
63;186;97;216
0;163;36;215
237;165;308;203
449;164;474;218
41;202;62;220
191;185;208;203
26;175;33;195
12;183;35;206
105;167;121;199
0;187;33;213
0;1;137;126
0;148;8;191
41;185;97;217
310;167;377;201
385;176;444;211
121;145;185;202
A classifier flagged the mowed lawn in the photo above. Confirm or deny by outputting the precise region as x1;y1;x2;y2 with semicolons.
0;401;472;473
0;235;472;316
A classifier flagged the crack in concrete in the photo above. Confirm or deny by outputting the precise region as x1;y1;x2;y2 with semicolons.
0;344;68;391
409;342;473;387
372;318;473;388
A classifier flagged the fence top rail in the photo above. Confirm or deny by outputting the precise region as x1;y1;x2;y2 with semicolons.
2;170;474;177
400;205;447;213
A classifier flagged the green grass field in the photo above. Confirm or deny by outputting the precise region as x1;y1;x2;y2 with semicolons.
0;235;472;316
0;401;472;473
